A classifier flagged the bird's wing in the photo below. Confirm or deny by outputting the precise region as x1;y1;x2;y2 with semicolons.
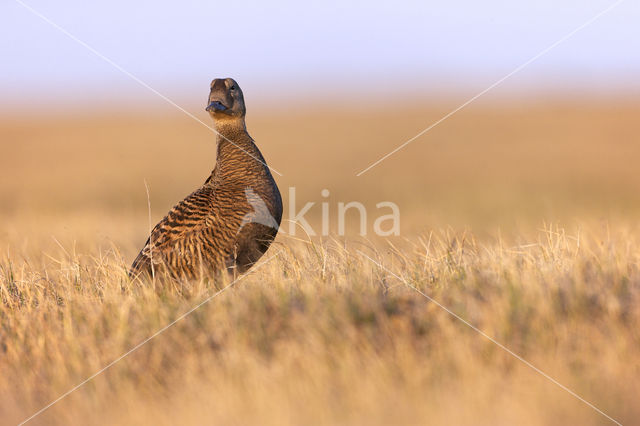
129;185;219;278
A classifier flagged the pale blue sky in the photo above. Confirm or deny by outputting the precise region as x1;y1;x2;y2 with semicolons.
1;0;639;110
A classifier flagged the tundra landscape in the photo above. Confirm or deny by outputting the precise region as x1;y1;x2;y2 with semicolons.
1;98;639;425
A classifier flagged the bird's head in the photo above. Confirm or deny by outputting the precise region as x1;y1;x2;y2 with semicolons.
206;78;246;119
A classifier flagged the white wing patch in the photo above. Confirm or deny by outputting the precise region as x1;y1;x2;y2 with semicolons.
239;187;280;232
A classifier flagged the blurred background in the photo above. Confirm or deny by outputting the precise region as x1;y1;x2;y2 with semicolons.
1;0;640;252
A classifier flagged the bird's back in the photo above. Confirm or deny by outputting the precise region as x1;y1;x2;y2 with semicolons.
130;185;223;280
130;166;281;281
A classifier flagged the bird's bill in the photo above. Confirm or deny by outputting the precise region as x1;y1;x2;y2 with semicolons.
206;100;229;112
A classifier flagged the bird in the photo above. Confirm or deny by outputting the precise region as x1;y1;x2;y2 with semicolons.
129;78;282;281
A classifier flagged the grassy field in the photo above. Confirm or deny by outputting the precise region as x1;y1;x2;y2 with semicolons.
1;99;640;425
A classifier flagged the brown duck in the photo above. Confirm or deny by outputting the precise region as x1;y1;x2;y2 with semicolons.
130;78;282;281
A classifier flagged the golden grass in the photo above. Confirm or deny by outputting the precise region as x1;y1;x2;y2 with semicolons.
2;228;639;425
1;99;639;424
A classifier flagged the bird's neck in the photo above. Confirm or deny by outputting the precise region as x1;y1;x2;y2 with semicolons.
212;116;247;138
210;118;267;181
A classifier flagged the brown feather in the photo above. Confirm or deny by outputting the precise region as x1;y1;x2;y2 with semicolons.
129;79;282;281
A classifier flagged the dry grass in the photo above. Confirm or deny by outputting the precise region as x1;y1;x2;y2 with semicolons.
2;228;639;425
1;99;639;425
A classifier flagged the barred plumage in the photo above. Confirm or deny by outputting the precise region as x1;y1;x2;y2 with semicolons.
129;78;282;281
